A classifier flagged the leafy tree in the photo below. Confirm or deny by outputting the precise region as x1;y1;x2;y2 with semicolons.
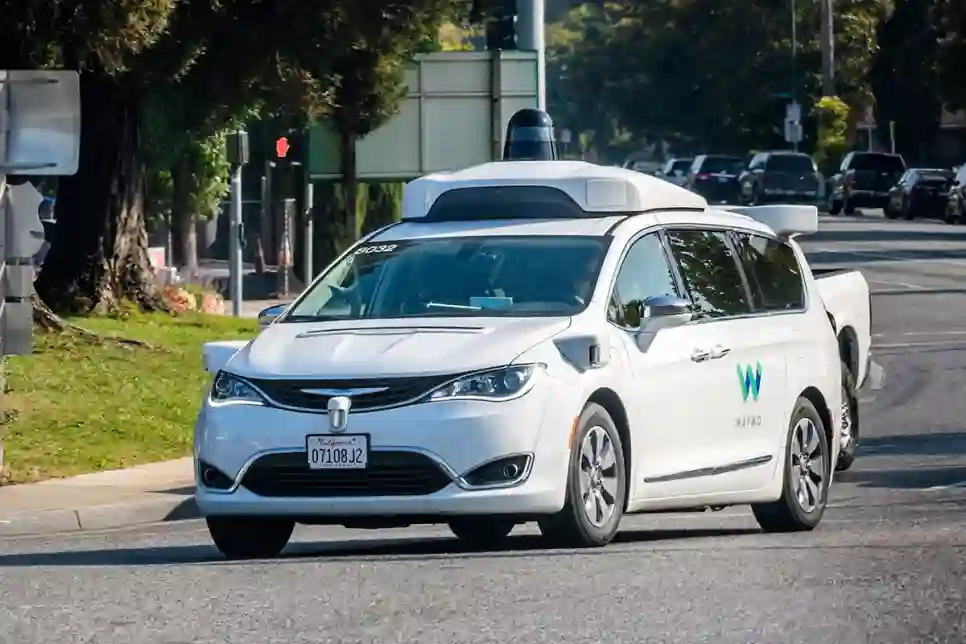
869;0;943;164
1;0;469;313
936;0;966;110
546;0;890;155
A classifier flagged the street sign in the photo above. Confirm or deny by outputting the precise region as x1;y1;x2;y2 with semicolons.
275;136;290;159
785;102;801;122
784;120;803;144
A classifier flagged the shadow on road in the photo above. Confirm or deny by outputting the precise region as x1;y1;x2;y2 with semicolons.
858;431;966;457
836;465;966;490
806;248;966;264
812;229;966;243
0;527;761;568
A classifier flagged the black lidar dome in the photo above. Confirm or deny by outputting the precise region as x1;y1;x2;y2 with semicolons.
503;108;558;161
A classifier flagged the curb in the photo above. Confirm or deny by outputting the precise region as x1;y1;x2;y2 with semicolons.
0;494;199;537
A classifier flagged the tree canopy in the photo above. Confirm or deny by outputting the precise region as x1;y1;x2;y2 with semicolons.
547;0;893;161
1;0;469;313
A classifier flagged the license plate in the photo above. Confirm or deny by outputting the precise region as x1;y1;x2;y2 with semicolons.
306;434;369;470
717;176;729;183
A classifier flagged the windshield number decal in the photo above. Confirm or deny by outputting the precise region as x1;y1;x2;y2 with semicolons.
354;244;398;255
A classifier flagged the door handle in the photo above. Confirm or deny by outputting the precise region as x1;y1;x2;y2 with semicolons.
709;344;731;359
690;348;711;362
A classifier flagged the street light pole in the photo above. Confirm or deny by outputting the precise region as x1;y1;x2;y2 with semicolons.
819;0;835;95
790;0;799;151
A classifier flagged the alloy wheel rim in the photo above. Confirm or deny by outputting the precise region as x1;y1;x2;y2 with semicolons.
790;418;826;513
578;426;619;527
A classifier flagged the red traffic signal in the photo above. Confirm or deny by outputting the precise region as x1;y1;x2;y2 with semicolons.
275;136;290;158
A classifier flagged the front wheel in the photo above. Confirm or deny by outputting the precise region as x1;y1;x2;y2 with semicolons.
207;516;295;559
836;362;859;471
752;398;830;532
538;402;627;547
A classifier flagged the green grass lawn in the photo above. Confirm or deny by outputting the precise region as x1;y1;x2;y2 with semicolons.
0;312;258;484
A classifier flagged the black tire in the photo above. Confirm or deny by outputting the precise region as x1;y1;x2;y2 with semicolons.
538;402;627;547
836;361;859;472
207;516;295;559
448;519;515;547
752;398;830;533
903;200;915;220
828;196;842;215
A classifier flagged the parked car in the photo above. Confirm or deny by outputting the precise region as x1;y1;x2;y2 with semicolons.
684;154;746;204
654;158;694;186
739;152;822;206
827;151;907;215
884;168;955;220
944;165;966;224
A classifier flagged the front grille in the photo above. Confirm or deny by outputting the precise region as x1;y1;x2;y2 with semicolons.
245;373;461;411
240;451;453;497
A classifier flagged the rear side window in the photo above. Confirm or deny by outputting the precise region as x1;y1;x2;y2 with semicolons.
732;232;805;311
850;153;905;172
765;154;816;173
665;229;752;318
698;156;744;174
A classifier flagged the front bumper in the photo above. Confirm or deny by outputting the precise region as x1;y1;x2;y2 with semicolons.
194;382;576;519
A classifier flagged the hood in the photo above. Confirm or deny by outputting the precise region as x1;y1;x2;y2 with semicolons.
227;317;572;379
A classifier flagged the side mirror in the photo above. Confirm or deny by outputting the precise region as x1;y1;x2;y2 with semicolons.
258;303;289;328
632;295;693;351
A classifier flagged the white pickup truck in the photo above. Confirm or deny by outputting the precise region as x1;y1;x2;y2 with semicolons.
196;161;872;559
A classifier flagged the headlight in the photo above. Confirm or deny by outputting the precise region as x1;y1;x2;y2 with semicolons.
209;371;265;405
426;364;543;402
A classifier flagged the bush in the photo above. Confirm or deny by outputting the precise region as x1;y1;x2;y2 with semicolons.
813;96;850;176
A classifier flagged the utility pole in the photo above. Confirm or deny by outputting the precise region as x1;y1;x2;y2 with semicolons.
516;0;546;110
819;0;835;95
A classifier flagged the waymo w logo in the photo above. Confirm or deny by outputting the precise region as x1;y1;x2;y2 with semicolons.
737;362;762;402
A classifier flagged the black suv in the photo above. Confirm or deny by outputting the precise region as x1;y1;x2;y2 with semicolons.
827;151;906;215
684;154;745;204
738;152;821;205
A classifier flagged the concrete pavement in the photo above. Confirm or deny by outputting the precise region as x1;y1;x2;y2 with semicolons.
0;459;195;536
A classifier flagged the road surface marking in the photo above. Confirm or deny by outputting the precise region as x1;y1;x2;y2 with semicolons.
874;330;966;337
926;481;966;491
868;279;926;290
874;340;966;349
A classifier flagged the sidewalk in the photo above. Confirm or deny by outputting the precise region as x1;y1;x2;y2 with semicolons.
0;458;197;536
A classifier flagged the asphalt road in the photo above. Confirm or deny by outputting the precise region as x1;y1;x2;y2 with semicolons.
2;210;965;644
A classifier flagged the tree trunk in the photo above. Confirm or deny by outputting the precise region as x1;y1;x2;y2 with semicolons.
35;74;164;314
338;128;359;239
169;159;189;268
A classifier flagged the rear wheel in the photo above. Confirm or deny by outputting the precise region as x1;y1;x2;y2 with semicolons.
448;519;515;547
836;362;859;471
752;398;830;532
828;195;842;215
207;516;295;559
539;403;627;547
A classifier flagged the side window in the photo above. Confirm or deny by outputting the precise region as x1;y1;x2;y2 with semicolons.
608;233;679;328
733;232;805;311
665;229;752;319
749;154;764;170
956;167;966;184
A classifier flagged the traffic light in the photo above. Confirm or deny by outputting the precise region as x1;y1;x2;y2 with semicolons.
274;131;306;167
484;0;517;51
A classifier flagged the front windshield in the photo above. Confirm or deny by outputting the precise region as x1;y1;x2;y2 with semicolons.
284;235;610;321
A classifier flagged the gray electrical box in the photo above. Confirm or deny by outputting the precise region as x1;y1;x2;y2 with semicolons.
226;131;249;166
